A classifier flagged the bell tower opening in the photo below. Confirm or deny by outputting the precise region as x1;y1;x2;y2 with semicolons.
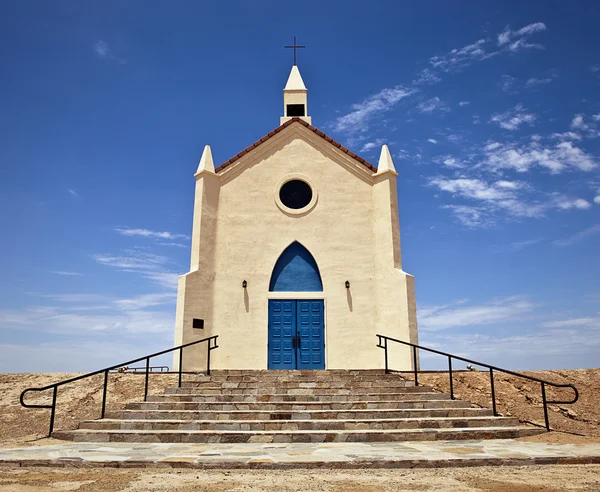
286;104;305;117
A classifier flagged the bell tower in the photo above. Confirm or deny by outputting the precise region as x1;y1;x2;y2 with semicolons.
280;65;311;125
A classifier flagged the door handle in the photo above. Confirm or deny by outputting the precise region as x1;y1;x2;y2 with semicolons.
292;336;296;349
296;335;301;349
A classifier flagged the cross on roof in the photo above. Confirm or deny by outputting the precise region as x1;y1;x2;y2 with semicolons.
284;36;305;66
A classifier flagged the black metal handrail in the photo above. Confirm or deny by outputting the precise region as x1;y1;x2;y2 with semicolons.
20;335;219;436
376;334;578;431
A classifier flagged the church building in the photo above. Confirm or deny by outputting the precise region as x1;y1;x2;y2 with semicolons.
173;63;418;371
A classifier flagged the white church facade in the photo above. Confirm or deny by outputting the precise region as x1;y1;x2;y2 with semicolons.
173;65;418;371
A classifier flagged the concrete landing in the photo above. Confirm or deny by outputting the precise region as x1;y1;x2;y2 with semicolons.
1;439;599;469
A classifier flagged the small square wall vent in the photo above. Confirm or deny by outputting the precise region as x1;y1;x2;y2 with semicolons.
192;318;204;329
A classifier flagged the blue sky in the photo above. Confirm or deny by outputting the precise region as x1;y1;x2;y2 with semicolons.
1;1;599;372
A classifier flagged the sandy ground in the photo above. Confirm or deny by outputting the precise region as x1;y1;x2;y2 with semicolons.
416;369;600;438
1;465;600;491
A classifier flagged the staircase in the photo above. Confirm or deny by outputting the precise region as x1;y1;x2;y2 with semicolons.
53;370;544;443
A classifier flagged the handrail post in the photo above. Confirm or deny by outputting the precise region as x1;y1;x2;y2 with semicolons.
207;339;211;376
489;368;497;416
412;346;418;386
178;346;183;388
48;386;57;437
384;337;389;374
448;356;454;400
101;369;108;418
144;357;150;402
541;382;550;431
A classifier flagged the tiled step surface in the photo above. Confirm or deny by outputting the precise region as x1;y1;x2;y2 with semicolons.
78;416;521;431
52;426;543;443
145;392;452;402
53;370;545;443
123;400;472;411
104;407;494;421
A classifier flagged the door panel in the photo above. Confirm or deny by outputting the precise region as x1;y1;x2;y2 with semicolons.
268;300;296;370
296;300;325;369
268;299;325;370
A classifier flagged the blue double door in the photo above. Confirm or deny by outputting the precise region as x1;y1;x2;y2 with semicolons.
268;300;325;370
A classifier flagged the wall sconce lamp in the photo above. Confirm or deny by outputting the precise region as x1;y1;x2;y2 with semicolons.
345;280;350;289
242;280;247;289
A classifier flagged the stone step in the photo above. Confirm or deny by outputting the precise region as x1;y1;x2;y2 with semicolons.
170;385;422;395
178;381;417;390
53;426;544;443
105;407;493;421
148;392;450;403
79;416;521;432
124;399;471;411
190;371;395;383
201;370;387;377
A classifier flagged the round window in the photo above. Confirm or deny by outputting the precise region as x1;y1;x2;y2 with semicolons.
279;180;313;210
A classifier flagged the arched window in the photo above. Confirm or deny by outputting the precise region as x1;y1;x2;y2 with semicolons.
269;242;323;292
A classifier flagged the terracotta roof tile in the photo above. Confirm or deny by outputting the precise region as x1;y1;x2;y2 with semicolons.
215;118;376;173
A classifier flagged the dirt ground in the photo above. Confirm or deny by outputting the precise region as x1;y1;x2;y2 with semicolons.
0;372;183;446
416;368;600;438
1;465;600;491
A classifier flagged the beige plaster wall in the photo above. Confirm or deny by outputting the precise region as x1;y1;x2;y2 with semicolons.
174;123;417;371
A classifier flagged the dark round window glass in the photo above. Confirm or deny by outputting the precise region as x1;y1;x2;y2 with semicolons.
279;180;313;209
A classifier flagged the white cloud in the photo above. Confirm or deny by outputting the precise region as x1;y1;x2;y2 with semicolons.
595;195;600;205
332;86;415;134
458;101;470;107
500;238;544;252
551;131;583;142
571;114;588;130
540;317;597;328
430;175;593;227
569;113;600;138
92;250;178;290
52;271;83;276
429;177;542;226
158;242;188;248
421;324;600;370
360;138;386;152
555;198;591;210
429;39;494;73
497;22;547;51
525;77;554;87
427;138;438;144
442;205;489;227
413;68;441;85
498;74;516;92
441;157;466;169
489;104;536;130
115;228;189;240
92;251;168;270
429;177;519;201
481;139;597;173
418;296;535;331
0;338;173;373
114;292;176;310
94;40;126;64
67;189;79;197
418;97;450;113
554;224;600;246
0;302;174;337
